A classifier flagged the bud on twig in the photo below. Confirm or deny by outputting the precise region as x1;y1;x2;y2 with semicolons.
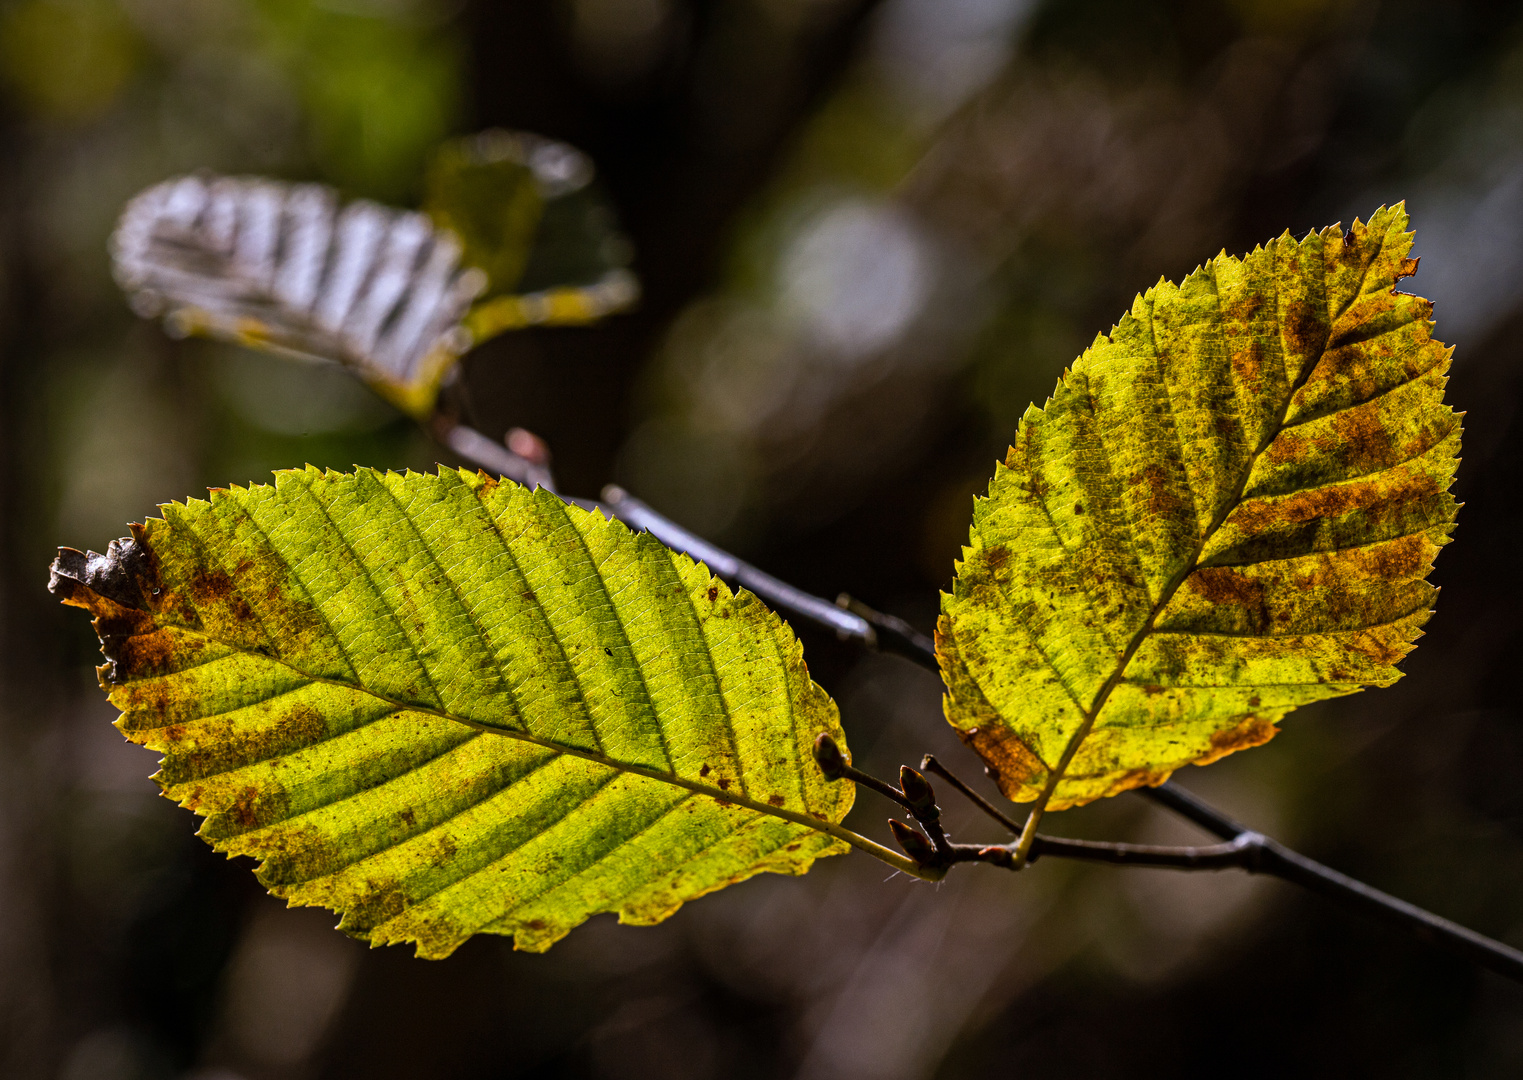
978;845;1016;869
505;427;551;465
813;733;847;780
898;766;936;813
888;819;936;865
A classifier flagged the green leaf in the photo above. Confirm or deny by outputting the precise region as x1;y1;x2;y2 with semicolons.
426;131;640;346
50;468;860;958
423;133;546;298
939;204;1459;822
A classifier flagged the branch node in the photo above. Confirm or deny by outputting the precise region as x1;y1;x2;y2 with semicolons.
921;754;1025;836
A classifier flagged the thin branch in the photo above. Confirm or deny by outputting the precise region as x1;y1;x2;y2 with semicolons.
435;420;1523;984
963;833;1259;870
921;754;1023;836
967;825;1523;982
1134;777;1249;840
835;593;939;670
600;486;878;643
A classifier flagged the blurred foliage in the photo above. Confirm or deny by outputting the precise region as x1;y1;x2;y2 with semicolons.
0;0;460;199
256;0;462;201
0;0;142;121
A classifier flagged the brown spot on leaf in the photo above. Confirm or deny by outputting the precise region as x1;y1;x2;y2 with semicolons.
190;568;235;603
1186;567;1265;607
1263;429;1307;467
717;778;731;790
1231;339;1266;391
200;783;293;840
1229;466;1440;533
1196;715;1278;767
767;794;785;807
1348;533;1430;582
1345;627;1409;666
699;763;711;778
1329;401;1397;475
957;724;1047;802
1131;463;1187;518
1224;288;1264;327
1282;299;1327;364
277;704;326;747
427;833;458;868
707;586;719;603
113;627;188;680
230;786;262;829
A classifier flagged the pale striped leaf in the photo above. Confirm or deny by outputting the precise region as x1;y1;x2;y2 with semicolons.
51;468;853;958
111;130;637;418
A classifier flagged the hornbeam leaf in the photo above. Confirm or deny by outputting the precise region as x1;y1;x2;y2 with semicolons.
939;204;1459;813
49;468;854;958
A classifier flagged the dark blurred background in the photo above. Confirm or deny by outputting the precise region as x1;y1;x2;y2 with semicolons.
4;0;1523;1076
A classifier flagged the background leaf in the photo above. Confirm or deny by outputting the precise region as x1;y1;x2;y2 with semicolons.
50;468;854;958
111;131;638;418
939;204;1459;812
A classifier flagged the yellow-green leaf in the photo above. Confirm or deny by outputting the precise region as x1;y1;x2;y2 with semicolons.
939;204;1459;818
423;134;546;298
50;468;856;958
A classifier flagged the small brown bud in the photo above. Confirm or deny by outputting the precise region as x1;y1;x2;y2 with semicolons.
888;819;936;865
898;766;936;812
813;733;847;780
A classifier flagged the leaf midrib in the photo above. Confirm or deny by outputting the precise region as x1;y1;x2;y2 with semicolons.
119;608;928;877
